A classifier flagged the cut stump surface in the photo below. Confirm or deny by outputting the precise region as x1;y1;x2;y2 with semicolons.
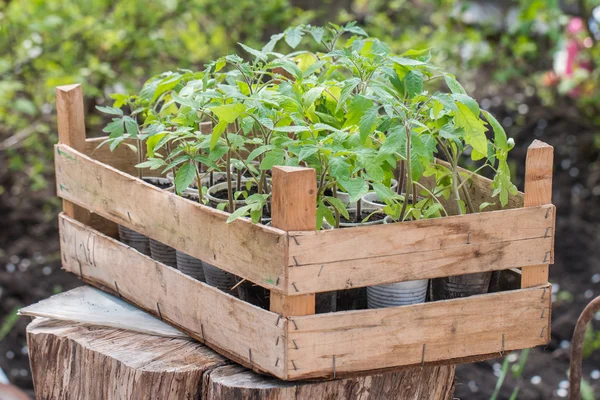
27;318;456;400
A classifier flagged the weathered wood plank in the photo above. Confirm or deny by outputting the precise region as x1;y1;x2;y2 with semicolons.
27;318;226;400
56;84;90;224
84;137;138;175
286;284;551;380
55;144;286;291
270;166;317;321
287;205;555;294
522;140;554;288
58;214;286;378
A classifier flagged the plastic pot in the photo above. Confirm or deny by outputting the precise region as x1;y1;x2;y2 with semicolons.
117;225;151;256
429;272;493;300
202;262;239;298
167;171;228;189
175;251;205;281
367;279;429;308
149;239;177;268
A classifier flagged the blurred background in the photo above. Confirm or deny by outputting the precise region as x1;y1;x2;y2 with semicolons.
1;0;600;398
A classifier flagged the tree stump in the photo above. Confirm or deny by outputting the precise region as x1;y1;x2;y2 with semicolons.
27;318;456;400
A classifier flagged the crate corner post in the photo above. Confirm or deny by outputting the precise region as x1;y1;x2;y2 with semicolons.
55;83;91;224
269;166;317;317
522;139;554;288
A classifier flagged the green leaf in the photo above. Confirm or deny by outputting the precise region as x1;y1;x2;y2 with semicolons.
404;70;423;98
273;125;309;133
146;133;166;158
380;125;406;158
136;158;166;170
444;74;467;94
247;145;275;162
238;42;267;61
123;116;138;137
344;95;373;129
297;146;319;162
329;157;350;182
302;87;324;108
482;110;508;154
390;56;427;66
285;26;304;48
260;149;285;170
96;105;123;116
359;106;379;144
337;78;361;111
452;94;479;116
340;178;369;203
175;162;197;194
454;103;488;156
226;204;253;223
317;203;335;229
323;196;350;219
210;120;228;149
309;26;325;43
211;103;246;123
103;119;124;137
479;202;496;211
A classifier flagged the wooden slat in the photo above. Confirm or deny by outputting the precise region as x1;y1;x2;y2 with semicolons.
85;137;138;175
270;167;317;321
522;140;554;288
287;205;555;294
286;284;551;380
56;84;90;224
421;159;524;211
58;213;286;378
55;144;287;291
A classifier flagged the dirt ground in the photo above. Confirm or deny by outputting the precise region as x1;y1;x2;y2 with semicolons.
1;94;599;399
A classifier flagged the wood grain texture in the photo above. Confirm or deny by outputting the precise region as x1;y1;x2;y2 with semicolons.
271;166;317;231
56;84;90;224
287;205;555;294
421;159;524;211
270;166;317;317
285;284;551;379
522;140;554;288
58;214;286;378
55;144;286;291
203;364;455;400
28;319;456;399
27;318;226;400
85;137;138;175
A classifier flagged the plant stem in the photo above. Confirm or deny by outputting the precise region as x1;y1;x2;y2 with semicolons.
226;149;234;212
332;183;340;228
399;125;412;221
397;160;405;195
136;139;143;180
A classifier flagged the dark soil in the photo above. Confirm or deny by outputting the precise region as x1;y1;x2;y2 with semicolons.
1;92;600;398
214;185;259;201
142;177;172;190
340;209;386;224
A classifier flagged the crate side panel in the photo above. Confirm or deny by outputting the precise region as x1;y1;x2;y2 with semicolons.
58;213;286;379
288;205;555;293
55;144;286;291
287;285;551;379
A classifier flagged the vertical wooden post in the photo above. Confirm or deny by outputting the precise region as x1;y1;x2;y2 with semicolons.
270;166;316;316
56;84;90;224
521;140;554;288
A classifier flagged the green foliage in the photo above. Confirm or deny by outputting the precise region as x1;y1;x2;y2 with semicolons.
98;22;515;226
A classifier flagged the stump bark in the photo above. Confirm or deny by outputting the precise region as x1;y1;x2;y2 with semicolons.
27;318;456;400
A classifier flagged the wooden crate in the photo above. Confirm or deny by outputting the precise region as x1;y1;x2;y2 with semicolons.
54;84;555;381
